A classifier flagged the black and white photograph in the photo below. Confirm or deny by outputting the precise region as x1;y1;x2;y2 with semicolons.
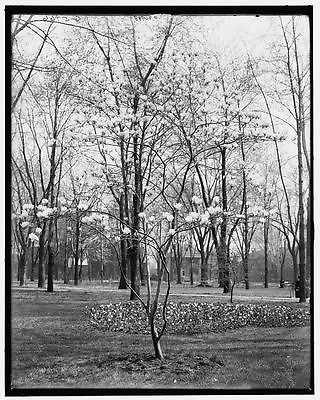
6;5;313;395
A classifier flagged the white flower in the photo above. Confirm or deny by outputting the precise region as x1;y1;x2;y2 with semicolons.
200;212;210;225
21;221;30;229
78;201;88;211
191;195;202;205
163;212;174;222
35;227;42;234
92;213;103;221
168;229;176;236
138;212;146;219
259;217;266;223
207;206;222;215
148;215;156;222
41;199;49;205
60;206;67;214
58;197;66;205
174;203;183;211
122;227;131;235
185;212;199;223
114;236;120;242
29;233;39;242
212;196;220;205
20;210;28;219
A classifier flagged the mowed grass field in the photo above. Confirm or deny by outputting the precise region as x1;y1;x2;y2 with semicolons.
10;281;311;390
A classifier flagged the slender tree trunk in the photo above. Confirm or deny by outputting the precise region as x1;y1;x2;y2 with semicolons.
74;218;80;286
128;245;140;300
30;244;35;281
100;234;104;284
63;238;68;284
19;250;27;287
189;241;194;286
47;219;54;292
38;230;46;288
264;219;269;288
240;137;249;290
297;127;306;302
305;193;311;284
129;134;141;300
118;194;127;289
280;252;285;288
47;246;54;292
79;247;83;283
220;148;230;293
139;252;146;286
173;243;182;284
149;317;164;360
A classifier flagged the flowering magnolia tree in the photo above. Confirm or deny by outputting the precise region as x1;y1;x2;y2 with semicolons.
11;14;310;308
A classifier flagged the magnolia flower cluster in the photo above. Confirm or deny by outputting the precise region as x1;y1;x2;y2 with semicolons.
162;212;174;222
77;201;88;211
191;195;202;205
81;213;103;224
122;227;131;235
37;205;57;219
28;232;39;242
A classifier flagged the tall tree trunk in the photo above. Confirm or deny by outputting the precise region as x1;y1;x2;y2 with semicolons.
47;219;54;292
305;193;311;284
129;134;141;300
19;250;27;287
128;245;140;300
297;126;306;302
240;136;249;289
100;234;104;284
30;244;35;282
279;241;286;288
79;247;83;283
38;229;46;288
264;219;269;288
74;217;80;286
118;194;127;289
220;148;230;293
199;251;209;286
189;241;194;286
63;238;68;284
173;243;182;284
47;246;54;292
139;252;146;286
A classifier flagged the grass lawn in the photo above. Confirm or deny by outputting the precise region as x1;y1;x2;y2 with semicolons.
10;283;311;390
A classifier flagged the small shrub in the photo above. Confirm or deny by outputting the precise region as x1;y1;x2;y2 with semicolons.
86;302;310;335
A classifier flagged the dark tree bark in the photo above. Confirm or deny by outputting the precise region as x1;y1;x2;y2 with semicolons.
173;242;182;284
38;229;46;288
118;194;127;289
220;148;230;292
264;219;269;289
19;251;27;287
129;133;141;300
73;218;80;286
199;251;209;286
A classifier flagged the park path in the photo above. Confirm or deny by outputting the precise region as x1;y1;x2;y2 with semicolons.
12;282;301;302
